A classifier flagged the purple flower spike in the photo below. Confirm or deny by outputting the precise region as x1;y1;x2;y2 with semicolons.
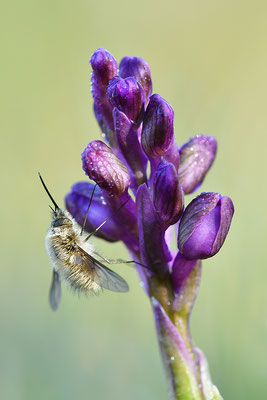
108;76;145;126
153;160;184;228
178;135;217;194
141;94;174;158
82;140;130;196
119;56;152;103
65;182;123;242
90;48;118;146
178;192;234;260
63;49;233;399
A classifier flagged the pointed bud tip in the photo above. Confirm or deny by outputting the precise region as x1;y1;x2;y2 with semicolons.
90;48;118;85
119;56;152;102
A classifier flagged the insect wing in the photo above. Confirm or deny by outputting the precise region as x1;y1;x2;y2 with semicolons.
93;259;130;292
49;270;62;310
77;246;129;293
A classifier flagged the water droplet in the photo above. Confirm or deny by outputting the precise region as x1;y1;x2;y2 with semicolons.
101;196;107;205
151;296;158;307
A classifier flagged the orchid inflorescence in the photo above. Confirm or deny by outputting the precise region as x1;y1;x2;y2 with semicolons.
65;48;234;400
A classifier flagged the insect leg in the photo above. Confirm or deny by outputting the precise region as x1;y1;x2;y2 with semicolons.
80;183;97;236
84;196;131;242
92;250;153;272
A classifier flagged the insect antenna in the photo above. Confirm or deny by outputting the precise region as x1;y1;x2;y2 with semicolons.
84;196;131;242
38;172;60;210
80;183;97;236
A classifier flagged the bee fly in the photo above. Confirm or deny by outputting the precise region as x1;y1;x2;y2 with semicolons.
39;173;131;311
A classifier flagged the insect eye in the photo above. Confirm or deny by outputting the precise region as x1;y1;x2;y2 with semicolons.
52;218;72;227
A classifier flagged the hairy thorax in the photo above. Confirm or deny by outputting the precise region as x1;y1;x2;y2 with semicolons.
45;220;100;293
47;226;79;262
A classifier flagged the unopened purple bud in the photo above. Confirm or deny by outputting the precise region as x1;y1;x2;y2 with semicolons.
178;192;234;260
82;140;130;196
153;161;184;228
119;56;152;103
108;76;145;126
178;135;217;194
65;182;123;242
141;94;174;158
90;48;118;146
90;47;118;85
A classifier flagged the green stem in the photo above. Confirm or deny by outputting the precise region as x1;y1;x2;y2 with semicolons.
147;265;223;400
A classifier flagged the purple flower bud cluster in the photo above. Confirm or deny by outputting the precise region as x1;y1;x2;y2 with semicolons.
65;47;234;399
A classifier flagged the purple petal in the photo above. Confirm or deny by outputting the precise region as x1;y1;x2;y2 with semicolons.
119;56;152;103
171;253;202;318
93;100;117;148
141;94;174;158
178;135;217;194
113;108;147;186
108;76;145;127
153;160;184;228
136;184;171;275
163;140;180;170
178;192;234;259
99;191;139;253
171;252;200;294
65;182;123;241
211;195;235;256
82;140;130;196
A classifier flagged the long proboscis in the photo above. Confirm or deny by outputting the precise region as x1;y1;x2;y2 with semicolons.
38;172;60;210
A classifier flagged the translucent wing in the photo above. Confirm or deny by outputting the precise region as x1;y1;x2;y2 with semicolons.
76;246;129;293
49;270;62;311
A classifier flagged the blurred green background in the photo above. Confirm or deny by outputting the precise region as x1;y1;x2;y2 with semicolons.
1;0;266;398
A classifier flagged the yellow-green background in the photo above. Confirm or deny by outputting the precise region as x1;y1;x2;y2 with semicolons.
1;0;266;398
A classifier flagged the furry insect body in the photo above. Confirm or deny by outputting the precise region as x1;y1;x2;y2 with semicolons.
39;173;129;311
46;210;101;293
46;208;129;296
